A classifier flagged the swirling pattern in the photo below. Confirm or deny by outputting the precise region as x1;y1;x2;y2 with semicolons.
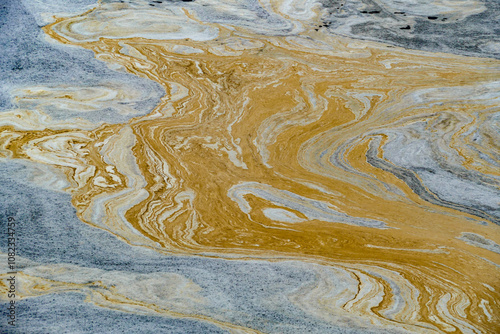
0;0;499;333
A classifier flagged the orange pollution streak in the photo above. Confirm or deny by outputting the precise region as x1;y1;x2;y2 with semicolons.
0;2;498;333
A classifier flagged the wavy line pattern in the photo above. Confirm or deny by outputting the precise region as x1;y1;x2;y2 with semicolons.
0;0;499;333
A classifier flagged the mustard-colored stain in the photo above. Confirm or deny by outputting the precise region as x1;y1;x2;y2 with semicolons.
1;2;499;333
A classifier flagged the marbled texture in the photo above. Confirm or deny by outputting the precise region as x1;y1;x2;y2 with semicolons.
1;0;499;333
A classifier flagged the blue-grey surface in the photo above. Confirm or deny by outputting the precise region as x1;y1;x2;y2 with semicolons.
320;0;500;59
0;293;228;334
0;160;397;333
0;0;164;125
1;0;498;333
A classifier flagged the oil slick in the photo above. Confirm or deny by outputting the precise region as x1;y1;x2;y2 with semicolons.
0;0;499;333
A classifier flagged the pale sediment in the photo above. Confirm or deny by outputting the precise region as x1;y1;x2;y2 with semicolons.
0;0;499;333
